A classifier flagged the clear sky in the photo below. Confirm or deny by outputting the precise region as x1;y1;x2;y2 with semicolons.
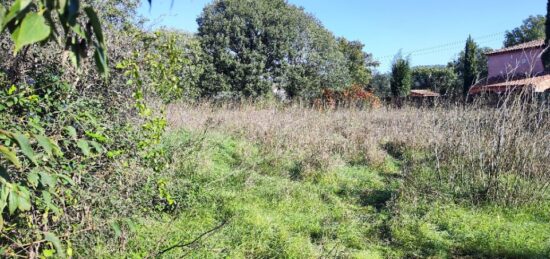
138;0;547;72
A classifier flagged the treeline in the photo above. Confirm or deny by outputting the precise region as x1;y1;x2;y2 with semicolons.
371;44;490;99
374;14;547;99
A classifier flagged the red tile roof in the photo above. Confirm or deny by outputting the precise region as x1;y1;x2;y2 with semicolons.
486;39;546;56
409;89;440;97
469;74;550;94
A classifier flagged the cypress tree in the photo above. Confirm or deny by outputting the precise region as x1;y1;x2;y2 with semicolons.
542;0;550;71
463;35;478;97
390;54;412;98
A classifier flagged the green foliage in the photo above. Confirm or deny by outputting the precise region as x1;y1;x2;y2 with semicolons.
3;0;548;258
393;179;550;258
0;0;108;75
448;46;491;83
338;38;379;88
147;30;205;102
411;65;459;95
114;31;181;173
390;53;412;97
504;15;546;47
0;145;20;168
463;35;478;96
0;0;185;257
370;72;391;97
197;0;351;99
116;30;204;103
198;0;290;97
0;72;117;256
11;12;51;53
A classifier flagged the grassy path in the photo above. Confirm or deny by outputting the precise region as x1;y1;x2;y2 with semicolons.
92;131;405;257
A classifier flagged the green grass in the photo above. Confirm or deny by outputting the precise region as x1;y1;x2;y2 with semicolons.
391;201;550;258
90;131;391;258
89;131;550;258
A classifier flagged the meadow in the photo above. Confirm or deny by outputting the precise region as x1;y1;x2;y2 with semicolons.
2;1;550;257
87;98;550;258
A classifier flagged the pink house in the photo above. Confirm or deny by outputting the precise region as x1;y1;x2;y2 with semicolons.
470;39;550;94
487;39;545;78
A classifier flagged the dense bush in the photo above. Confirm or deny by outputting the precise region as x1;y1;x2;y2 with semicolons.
0;1;180;256
411;65;459;96
0;65;124;257
315;84;381;109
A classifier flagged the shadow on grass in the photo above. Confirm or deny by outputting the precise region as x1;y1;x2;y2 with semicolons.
360;189;393;210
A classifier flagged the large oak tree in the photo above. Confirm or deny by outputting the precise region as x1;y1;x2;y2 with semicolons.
197;0;352;99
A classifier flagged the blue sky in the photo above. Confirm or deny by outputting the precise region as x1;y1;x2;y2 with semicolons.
138;0;546;72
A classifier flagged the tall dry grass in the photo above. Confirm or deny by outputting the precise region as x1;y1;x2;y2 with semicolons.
167;94;549;205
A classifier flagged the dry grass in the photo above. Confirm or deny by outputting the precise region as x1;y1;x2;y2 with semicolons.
169;103;425;169
168;95;549;205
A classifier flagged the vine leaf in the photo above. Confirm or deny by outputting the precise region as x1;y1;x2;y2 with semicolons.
16;186;31;211
27;170;39;188
0;5;5;29
13;133;37;166
44;232;65;257
89;141;103;153
7;185;31;214
42;191;60;215
35;135;54;157
84;7;109;76
94;46;109;76
11;12;51;53
0;184;9;214
65;126;77;140
57;0;67;14
39;171;56;188
76;139;91;157
2;0;32;31
0;184;8;230
83;7;103;43
110;222;122;238
0;145;21;168
8;188;18;215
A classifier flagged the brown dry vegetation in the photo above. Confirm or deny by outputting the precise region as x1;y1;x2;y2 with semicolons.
168;96;549;206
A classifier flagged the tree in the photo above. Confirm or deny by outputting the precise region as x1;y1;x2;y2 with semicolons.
370;72;391;97
504;15;545;47
197;0;350;99
411;65;458;96
463;35;478;97
543;1;550;71
390;53;412;98
337;38;378;88
448;46;491;80
286;13;351;99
